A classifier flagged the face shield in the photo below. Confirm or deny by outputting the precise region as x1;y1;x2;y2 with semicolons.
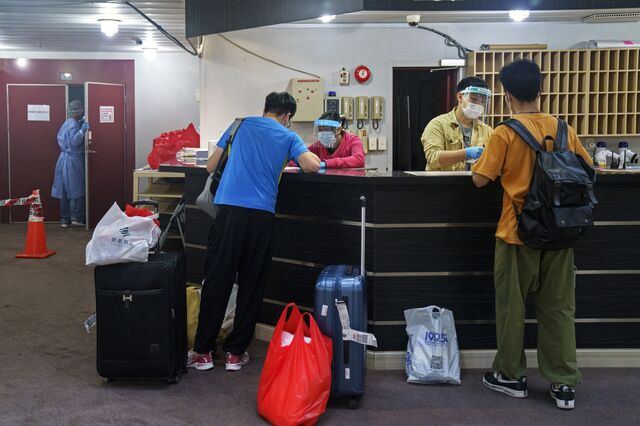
314;119;341;149
459;86;491;121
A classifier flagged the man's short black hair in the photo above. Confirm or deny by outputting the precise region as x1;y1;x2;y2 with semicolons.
264;92;297;118
456;76;488;94
498;59;541;102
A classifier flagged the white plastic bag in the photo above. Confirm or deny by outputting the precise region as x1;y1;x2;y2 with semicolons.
280;331;311;347
85;202;161;266
405;305;461;385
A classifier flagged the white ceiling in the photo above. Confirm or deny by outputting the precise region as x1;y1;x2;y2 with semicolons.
295;8;640;24
0;0;189;53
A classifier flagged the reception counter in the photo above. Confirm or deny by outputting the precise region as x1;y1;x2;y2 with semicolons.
160;161;640;368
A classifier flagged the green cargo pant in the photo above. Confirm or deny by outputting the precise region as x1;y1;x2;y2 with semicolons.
492;239;581;386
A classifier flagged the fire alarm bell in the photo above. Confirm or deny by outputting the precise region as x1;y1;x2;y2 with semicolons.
354;65;371;84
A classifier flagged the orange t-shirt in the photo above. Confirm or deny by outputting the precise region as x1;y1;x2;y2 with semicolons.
472;113;593;245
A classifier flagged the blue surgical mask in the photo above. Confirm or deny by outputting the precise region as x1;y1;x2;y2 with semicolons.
318;131;337;148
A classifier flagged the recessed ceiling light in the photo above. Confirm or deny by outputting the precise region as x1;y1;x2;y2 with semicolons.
509;10;530;22
99;19;120;36
318;15;336;23
16;58;28;68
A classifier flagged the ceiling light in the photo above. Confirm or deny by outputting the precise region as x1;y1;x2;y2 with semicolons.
318;15;336;23
99;19;120;37
509;10;530;22
16;58;28;68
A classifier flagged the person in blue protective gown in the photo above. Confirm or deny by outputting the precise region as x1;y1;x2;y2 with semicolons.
51;100;90;227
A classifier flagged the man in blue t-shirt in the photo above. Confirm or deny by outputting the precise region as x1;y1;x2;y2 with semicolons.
190;92;321;372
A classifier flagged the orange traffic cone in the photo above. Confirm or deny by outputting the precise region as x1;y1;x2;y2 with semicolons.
16;197;56;259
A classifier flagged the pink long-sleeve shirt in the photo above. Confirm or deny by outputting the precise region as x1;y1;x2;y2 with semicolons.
308;132;365;168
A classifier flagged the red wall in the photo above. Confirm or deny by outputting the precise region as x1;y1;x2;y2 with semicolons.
0;59;135;222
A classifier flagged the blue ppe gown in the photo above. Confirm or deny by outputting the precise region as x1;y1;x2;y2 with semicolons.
51;119;86;222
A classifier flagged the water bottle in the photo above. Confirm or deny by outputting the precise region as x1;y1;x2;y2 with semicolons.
618;141;629;169
595;141;608;168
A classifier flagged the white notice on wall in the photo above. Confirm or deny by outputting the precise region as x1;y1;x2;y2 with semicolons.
27;104;50;121
99;106;114;123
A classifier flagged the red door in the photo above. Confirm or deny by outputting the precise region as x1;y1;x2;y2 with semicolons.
7;84;67;222
85;82;127;229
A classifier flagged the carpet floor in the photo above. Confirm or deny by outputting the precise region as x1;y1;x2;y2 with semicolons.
1;223;639;425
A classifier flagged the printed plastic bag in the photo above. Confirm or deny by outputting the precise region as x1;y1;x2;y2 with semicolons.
258;303;332;426
85;202;160;266
405;305;461;385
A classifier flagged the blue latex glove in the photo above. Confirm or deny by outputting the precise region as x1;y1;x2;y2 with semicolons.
81;121;90;133
319;161;326;169
465;146;484;160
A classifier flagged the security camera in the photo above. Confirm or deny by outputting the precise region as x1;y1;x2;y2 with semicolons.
407;15;421;27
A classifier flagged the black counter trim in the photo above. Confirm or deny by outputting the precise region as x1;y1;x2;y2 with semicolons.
271;256;640;277
272;257;324;269
276;213;640;229
370;318;640;326
185;243;207;250
263;298;313;313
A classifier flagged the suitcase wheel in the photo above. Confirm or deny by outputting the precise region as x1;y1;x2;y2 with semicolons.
347;397;360;410
168;375;180;385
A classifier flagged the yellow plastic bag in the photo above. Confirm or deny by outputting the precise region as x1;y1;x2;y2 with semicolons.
186;284;238;350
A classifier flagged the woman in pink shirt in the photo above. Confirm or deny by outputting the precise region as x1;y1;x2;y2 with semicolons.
309;112;365;169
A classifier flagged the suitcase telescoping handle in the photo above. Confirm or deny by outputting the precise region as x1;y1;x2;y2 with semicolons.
360;195;366;278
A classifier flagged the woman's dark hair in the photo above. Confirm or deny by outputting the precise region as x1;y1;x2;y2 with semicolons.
498;59;541;102
318;111;347;130
264;92;297;118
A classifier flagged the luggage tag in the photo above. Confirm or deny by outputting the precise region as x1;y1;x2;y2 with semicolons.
84;312;97;333
335;300;377;347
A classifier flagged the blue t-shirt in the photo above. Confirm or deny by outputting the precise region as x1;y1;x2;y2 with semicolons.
214;116;308;213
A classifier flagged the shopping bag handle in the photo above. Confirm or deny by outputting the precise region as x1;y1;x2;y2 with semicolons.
293;313;325;347
272;303;302;344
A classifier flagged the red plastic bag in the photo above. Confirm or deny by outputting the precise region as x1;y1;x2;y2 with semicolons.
147;123;200;169
125;204;160;227
257;303;332;426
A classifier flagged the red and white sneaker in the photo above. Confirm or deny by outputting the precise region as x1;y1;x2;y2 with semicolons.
187;350;214;371
225;352;250;371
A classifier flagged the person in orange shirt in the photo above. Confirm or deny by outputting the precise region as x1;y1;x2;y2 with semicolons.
472;60;593;410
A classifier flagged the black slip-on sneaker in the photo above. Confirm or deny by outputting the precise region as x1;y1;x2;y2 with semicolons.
482;371;528;398
550;384;575;410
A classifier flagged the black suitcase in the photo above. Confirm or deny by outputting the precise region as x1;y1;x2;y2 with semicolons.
95;252;187;384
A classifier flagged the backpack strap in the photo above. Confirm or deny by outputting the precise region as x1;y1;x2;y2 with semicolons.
554;118;568;152
500;118;542;154
208;118;244;194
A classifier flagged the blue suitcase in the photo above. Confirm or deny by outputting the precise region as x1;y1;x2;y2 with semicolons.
314;196;368;408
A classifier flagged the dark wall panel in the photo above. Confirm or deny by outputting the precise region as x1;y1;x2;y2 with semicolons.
186;0;635;37
363;0;635;11
186;0;364;37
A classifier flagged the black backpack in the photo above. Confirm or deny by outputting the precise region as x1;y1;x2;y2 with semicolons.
500;118;598;250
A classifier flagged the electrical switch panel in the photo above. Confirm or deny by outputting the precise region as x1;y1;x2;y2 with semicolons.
288;78;324;122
